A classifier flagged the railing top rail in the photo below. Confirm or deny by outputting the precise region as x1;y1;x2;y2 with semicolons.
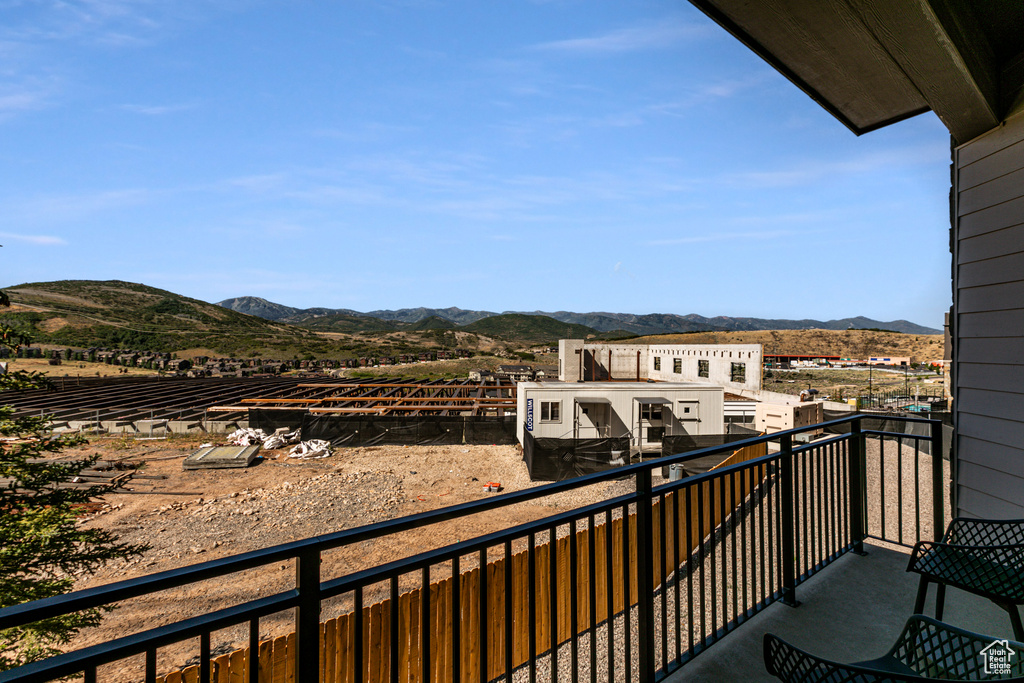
0;413;939;631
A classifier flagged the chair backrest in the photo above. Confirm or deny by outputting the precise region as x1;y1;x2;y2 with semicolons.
946;518;1024;546
891;615;1024;679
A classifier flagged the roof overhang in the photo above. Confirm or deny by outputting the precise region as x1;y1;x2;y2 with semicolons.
635;397;673;405
689;0;1024;143
574;397;612;404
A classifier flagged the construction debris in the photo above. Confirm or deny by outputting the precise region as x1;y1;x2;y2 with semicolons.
225;428;267;447
287;440;332;459
262;428;302;450
183;445;261;470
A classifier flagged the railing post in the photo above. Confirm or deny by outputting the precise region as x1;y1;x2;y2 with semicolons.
635;467;655;683
849;418;867;555
295;548;322;682
780;433;800;607
931;419;945;541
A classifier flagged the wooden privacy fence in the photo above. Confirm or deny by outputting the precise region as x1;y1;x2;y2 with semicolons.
157;442;768;683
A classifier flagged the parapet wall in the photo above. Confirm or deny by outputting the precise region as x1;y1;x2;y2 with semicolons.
559;339;763;393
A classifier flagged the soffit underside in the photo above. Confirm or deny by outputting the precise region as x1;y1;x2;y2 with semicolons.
690;0;931;135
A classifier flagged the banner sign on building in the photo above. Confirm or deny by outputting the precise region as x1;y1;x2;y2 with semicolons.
526;398;534;432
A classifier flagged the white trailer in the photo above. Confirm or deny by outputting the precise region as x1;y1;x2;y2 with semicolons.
517;381;724;454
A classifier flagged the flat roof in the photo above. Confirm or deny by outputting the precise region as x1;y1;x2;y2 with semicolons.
521;381;718;390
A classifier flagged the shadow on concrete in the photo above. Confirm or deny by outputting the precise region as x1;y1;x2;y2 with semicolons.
669;540;1010;682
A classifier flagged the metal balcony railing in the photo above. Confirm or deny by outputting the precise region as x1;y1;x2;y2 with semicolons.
0;415;946;683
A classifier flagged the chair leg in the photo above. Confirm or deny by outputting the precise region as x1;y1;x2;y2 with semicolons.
914;578;929;615
935;583;946;621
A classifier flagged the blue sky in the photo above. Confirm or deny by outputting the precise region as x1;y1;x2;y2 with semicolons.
1;1;952;327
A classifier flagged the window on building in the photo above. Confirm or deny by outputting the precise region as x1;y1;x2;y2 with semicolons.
673;358;682;373
698;359;709;378
640;404;662;421
731;362;746;383
653;356;661;371
540;400;561;422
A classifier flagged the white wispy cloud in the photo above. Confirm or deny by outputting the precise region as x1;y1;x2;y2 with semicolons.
120;102;196;115
531;19;712;55
726;143;949;188
645;230;798;246
0;231;68;246
5;188;157;224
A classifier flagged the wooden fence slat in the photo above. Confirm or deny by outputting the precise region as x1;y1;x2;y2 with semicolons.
408;588;421;683
164;672;182;683
228;648;245;683
368;602;382;683
182;665;200;683
338;612;351;683
285;632;296;683
259;638;273;683
557;533;570;642
466;565;475;683
212;652;229;683
436;578;447;683
323;619;337;683
488;559;502;681
271;635;288;683
514;550;527;668
379;599;391;683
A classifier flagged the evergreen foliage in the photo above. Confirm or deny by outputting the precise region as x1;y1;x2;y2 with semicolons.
0;290;148;671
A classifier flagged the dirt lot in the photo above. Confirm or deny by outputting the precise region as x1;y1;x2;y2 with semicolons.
63;435;632;679
630;328;943;362
762;367;946;399
5;356;160;378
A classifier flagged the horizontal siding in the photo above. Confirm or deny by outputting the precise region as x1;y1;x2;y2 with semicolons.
957;138;1024;191
956;309;1024;337
956;111;1024;166
957;337;1024;365
958;194;1024;239
954;112;1024;519
956;435;1024;473
958;280;1024;313
957;222;1024;264
958;165;1024;215
956;484;1024;519
956;412;1024;450
958;251;1024;287
957;460;1024;510
958;387;1024;423
958;362;1024;391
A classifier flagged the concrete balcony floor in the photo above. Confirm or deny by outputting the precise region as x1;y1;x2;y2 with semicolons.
668;540;1012;682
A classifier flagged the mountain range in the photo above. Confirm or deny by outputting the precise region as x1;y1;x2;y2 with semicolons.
217;296;941;335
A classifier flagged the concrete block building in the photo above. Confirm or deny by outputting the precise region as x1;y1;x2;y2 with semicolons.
516;381;724;453
558;339;762;393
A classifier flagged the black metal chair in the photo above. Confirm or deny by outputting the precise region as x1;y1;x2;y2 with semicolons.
764;615;1024;682
908;518;1024;641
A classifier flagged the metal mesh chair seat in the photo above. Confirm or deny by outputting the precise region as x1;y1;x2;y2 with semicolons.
764;615;1024;682
909;519;1024;640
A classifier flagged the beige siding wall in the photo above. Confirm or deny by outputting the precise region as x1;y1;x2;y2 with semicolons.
954;107;1024;518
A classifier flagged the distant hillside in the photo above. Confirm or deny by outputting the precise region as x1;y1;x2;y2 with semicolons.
461;314;598;343
3;280;315;354
216;296;304;321
217;296;940;335
365;306;497;325
522;311;940;336
408;315;457;331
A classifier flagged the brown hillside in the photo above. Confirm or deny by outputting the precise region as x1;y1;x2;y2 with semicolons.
628;329;943;362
